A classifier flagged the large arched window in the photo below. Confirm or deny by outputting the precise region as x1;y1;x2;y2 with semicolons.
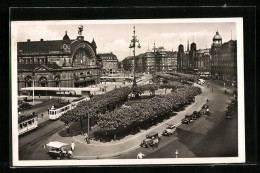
24;76;32;87
39;76;48;87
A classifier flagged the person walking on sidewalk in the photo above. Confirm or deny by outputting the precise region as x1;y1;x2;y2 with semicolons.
68;150;73;159
84;133;88;142
137;152;145;159
175;150;179;158
154;138;159;148
71;141;75;151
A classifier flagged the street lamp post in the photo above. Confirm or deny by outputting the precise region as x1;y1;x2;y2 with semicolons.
153;41;157;83
32;72;35;102
129;26;141;87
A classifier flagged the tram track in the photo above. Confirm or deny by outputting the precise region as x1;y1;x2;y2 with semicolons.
19;123;64;152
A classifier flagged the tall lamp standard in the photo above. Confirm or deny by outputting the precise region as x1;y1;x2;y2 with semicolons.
129;26;141;87
152;41;157;83
32;72;35;102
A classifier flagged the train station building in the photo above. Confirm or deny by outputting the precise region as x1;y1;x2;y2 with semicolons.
17;26;102;94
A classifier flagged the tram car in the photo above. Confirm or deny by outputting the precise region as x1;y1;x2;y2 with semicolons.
18;113;38;135
48;97;89;120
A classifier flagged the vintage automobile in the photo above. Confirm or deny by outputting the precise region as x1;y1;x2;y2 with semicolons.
192;111;202;119
202;104;209;109
46;141;69;159
18;102;33;111
162;124;176;136
227;105;237;111
226;113;233;119
181;115;192;124
230;99;237;105
140;132;161;148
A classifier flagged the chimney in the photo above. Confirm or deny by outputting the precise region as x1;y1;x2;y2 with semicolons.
40;39;44;41
27;39;31;42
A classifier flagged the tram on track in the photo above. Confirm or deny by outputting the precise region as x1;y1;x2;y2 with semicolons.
48;97;89;120
18;113;38;135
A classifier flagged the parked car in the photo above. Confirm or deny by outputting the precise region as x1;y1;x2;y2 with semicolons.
197;79;205;85
192;111;202;119
140;132;161;148
181;115;193;124
202;104;209;109
225;111;233;119
162;124;176;136
18;102;33;111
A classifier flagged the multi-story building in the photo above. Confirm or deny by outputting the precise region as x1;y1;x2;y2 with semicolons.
122;46;177;74
196;48;211;77
17;27;101;92
97;52;118;75
177;40;211;76
210;31;237;82
177;44;190;73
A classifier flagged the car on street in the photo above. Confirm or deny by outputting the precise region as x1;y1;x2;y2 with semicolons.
202;104;209;109
18;102;33;111
46;141;69;159
197;79;205;85
162;124;176;136
192;111;202;119
181;115;192;124
140;132;161;148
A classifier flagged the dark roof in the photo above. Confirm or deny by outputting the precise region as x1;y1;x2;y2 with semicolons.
18;63;62;70
98;53;117;57
18;40;65;53
98;53;118;60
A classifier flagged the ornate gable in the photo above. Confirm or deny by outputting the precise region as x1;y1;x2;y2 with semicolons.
34;65;51;72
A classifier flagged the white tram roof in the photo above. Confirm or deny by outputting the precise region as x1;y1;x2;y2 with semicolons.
46;141;68;149
21;87;99;92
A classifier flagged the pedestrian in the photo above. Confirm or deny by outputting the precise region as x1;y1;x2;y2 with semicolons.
207;83;209;88
39;94;41;98
71;141;75;151
175;150;179;158
50;96;52;100
151;137;155;148
66;125;70;134
154;138;159;148
206;108;209;115
137;152;145;159
68;150;73;159
41;113;44;118
84;133;88;142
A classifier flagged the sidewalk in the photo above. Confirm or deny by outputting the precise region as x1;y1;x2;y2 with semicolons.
47;94;207;159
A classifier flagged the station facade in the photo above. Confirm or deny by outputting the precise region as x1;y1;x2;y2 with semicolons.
17;27;102;93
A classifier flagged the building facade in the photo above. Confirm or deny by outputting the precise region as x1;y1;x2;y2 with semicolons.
122;46;177;74
17;27;101;92
177;41;211;76
210;31;237;82
98;53;118;75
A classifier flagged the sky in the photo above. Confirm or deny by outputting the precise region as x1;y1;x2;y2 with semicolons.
15;20;237;61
